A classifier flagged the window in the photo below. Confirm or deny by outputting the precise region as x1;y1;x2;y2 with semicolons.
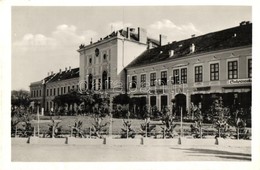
98;79;101;90
195;65;203;82
36;90;38;97
103;54;107;61
248;59;252;78
161;71;167;85
228;61;238;79
150;73;156;86
173;69;179;84
140;74;146;87
108;77;111;89
210;63;219;81
47;89;49;96
68;86;70;92
93;79;96;90
181;68;187;84
50;89;52;96
53;88;56;96
131;76;137;88
89;58;92;64
57;88;59;95
64;87;66;93
95;48;100;57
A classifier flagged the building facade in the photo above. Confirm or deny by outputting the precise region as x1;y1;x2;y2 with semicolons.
126;22;252;117
29;67;79;114
77;27;160;101
30;22;252;117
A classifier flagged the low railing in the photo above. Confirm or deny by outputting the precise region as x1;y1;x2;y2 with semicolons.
11;126;251;140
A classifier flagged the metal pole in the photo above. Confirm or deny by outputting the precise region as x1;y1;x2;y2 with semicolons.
237;127;239;140
181;107;183;137
89;127;91;138
109;113;113;138
146;122;148;138
126;125;129;139
15;125;17;138
52;124;54;138
37;106;39;137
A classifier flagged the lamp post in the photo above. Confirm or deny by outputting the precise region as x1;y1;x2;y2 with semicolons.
37;105;39;137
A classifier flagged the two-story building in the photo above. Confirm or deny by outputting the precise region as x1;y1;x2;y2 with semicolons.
126;22;252;116
29;67;79;114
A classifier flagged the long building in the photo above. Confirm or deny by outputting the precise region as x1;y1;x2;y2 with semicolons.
30;67;79;113
126;21;252;116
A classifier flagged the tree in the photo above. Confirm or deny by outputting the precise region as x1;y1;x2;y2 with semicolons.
11;90;34;137
112;94;130;105
112;94;131;118
53;90;82;115
227;108;250;139
160;107;178;138
190;104;204;138
11;90;31;108
80;90;110;116
206;97;230;138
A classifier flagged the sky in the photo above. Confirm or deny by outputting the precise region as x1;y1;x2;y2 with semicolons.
11;6;252;91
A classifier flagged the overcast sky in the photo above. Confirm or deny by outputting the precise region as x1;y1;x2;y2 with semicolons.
11;6;251;91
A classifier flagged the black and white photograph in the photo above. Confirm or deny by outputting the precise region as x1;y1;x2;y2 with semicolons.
1;1;260;170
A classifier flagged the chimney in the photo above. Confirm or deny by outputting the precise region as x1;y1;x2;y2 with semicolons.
159;34;167;46
65;67;67;72
138;27;147;44
59;69;62;74
169;50;174;57
47;72;50;76
69;66;71;71
126;27;130;39
191;34;196;38
190;43;195;53
51;71;53;75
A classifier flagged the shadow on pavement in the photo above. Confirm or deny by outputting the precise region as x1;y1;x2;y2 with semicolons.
171;147;251;161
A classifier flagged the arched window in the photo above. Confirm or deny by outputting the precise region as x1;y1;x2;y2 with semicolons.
102;71;108;90
88;74;93;90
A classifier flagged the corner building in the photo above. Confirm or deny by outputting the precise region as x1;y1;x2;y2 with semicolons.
126;22;252;116
77;27;159;102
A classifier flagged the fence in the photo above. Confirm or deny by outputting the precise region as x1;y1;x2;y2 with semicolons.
11;124;251;140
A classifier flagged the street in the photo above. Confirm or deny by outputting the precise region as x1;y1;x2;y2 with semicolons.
12;143;251;162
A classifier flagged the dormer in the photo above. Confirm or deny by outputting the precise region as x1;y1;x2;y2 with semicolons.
190;43;195;53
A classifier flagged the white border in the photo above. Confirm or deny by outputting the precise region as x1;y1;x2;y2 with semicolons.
1;1;259;170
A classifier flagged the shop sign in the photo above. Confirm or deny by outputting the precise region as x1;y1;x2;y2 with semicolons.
228;78;251;85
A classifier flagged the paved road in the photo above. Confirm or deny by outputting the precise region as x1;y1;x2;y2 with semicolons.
12;143;251;162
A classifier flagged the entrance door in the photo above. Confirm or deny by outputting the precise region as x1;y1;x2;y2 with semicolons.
150;96;156;108
161;95;168;111
175;94;186;117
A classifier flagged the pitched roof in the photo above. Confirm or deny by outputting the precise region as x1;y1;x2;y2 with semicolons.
127;23;252;68
44;67;79;83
